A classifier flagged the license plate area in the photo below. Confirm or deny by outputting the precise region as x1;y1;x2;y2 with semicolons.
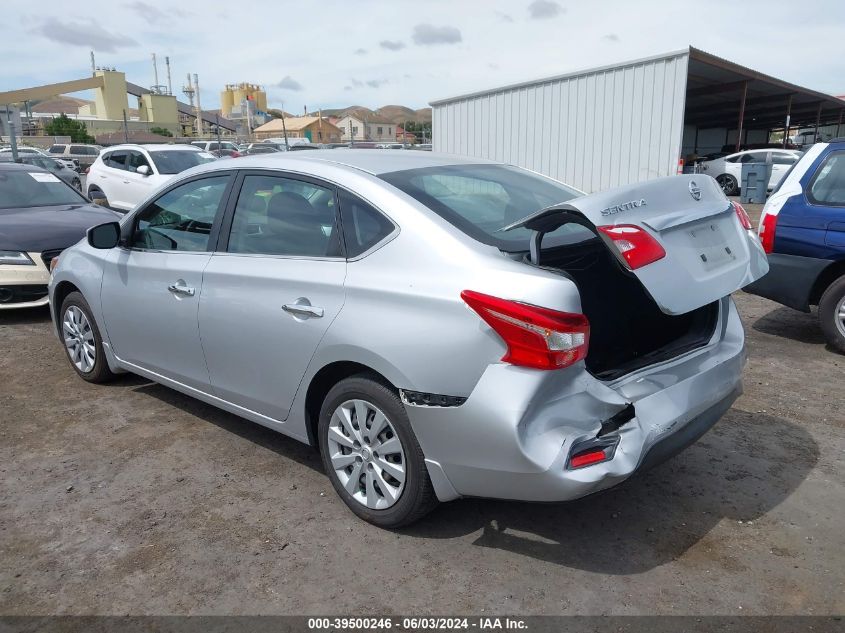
685;219;737;272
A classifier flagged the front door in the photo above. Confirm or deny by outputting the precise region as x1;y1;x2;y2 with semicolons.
199;172;346;421
100;173;233;390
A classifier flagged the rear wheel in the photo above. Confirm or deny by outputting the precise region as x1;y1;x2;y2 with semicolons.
818;275;845;354
60;292;117;383
317;375;437;528
716;174;738;196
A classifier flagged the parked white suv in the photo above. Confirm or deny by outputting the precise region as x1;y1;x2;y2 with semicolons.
86;144;215;212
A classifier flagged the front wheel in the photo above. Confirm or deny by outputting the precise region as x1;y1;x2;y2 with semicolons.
818;275;845;354
716;174;738;196
59;292;117;383
318;375;438;528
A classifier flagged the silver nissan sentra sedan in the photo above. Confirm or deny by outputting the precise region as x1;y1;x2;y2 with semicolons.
48;151;768;527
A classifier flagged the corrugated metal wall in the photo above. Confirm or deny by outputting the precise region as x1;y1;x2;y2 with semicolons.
432;52;689;193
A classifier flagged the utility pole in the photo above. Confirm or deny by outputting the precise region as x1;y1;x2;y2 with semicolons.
5;108;18;161
193;74;204;137
216;113;221;149
123;109;129;143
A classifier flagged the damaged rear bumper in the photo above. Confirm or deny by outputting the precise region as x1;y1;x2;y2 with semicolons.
409;297;745;503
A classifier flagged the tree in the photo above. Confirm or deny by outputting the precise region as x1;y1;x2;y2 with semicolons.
44;114;95;143
150;126;173;137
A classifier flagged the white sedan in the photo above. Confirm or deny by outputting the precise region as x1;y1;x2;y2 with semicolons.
698;149;802;196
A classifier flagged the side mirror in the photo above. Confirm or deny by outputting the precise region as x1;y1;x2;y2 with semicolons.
136;165;151;176
87;222;121;249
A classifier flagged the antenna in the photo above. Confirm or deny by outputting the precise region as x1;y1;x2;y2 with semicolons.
165;56;172;95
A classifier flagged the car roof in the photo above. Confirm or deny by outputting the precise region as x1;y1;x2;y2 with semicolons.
103;144;200;153
208;149;498;176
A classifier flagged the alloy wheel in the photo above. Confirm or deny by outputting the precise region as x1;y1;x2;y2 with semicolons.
836;295;845;339
62;306;96;373
716;174;736;195
327;399;406;510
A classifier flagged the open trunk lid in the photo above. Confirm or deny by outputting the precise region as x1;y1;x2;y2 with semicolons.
503;174;769;315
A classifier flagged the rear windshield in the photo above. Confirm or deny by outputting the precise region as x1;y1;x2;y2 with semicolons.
0;170;87;209
150;150;215;175
380;164;586;251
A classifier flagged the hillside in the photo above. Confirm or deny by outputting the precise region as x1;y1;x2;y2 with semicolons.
308;105;431;125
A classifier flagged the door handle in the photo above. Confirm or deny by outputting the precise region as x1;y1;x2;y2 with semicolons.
168;283;195;297
283;303;324;318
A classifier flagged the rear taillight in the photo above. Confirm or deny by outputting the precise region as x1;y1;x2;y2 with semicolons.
759;212;778;254
461;290;589;371
597;224;666;270
732;201;753;230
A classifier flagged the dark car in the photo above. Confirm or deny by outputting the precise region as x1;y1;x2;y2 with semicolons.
0;163;118;310
745;138;845;352
0;154;82;190
240;145;281;156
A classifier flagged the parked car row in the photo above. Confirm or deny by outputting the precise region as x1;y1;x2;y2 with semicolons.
696;148;802;195
0;154;82;190
0;145;77;171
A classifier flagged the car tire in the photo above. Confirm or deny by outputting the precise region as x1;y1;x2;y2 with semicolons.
317;374;438;528
59;291;117;383
716;174;738;196
818;275;845;354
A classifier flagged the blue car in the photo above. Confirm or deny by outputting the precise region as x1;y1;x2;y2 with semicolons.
745;139;845;352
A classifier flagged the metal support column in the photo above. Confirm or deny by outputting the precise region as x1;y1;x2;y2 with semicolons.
735;81;748;152
783;94;793;148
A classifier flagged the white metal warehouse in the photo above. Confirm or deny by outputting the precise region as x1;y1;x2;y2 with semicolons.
430;47;845;193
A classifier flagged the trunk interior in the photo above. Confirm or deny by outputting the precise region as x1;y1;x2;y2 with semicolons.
539;237;719;381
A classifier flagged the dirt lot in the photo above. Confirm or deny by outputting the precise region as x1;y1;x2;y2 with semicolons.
1;206;843;615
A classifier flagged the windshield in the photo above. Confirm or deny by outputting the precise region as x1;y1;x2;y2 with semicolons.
0;170;87;209
150;150;216;175
380;164;586;251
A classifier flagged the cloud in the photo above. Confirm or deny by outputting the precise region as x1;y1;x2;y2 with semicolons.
528;0;564;19
366;79;389;88
276;76;303;91
603;33;619;42
496;11;514;22
349;79;364;88
32;17;137;52
125;1;165;23
412;23;462;46
380;40;405;51
354;48;368;55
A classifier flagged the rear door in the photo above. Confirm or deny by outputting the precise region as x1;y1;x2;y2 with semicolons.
505;174;769;315
805;150;845;249
198;171;346;421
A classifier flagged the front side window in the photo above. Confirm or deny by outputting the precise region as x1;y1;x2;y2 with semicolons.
808;151;845;207
381;164;582;252
337;190;395;257
227;174;340;258
131;176;229;251
70;145;86;154
48;145;64;154
126;151;151;172
772;153;798;165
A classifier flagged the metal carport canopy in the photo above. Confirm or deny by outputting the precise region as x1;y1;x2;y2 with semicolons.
684;46;844;137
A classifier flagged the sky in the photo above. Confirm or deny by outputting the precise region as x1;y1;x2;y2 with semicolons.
3;0;844;113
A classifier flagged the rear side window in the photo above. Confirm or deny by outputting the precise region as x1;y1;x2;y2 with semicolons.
70;145;86;154
772;153;798;165
48;145;64;154
808;151;845;207
227;174;340;258
337;190;395;257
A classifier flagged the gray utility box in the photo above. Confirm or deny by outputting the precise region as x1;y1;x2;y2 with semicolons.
741;162;773;204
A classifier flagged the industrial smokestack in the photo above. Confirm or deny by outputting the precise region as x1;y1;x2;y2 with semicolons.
165;56;172;95
193;73;203;136
90;51;96;76
152;53;159;91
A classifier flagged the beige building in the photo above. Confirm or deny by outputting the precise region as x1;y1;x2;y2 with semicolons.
335;115;395;142
253;116;342;143
220;83;267;117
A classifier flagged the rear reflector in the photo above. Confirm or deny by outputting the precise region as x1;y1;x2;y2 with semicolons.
569;449;610;469
597;224;666;270
461;290;589;371
567;436;620;470
732;201;754;230
759;211;778;254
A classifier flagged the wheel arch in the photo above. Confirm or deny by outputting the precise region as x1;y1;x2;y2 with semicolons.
809;259;845;306
52;280;82;335
304;360;399;449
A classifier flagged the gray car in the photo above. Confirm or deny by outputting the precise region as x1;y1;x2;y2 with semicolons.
48;151;768;527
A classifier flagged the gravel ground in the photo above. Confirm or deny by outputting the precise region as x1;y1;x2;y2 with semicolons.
0;203;842;616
